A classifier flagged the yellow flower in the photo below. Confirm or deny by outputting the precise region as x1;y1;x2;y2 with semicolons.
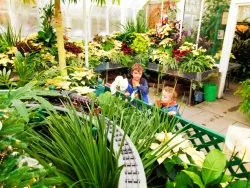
7;47;17;55
71;86;95;95
46;77;71;90
0;57;13;66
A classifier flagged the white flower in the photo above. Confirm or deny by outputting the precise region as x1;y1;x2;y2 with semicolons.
157;152;172;164
155;132;166;142
110;76;128;94
11;152;19;156
150;143;160;150
179;154;190;164
185;147;205;167
18;157;42;169
0;121;2;131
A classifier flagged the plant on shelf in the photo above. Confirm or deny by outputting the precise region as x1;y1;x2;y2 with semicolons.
176;43;215;73
131;33;150;54
235;79;250;119
44;66;97;95
231;24;250;80
35;1;56;47
0;23;21;51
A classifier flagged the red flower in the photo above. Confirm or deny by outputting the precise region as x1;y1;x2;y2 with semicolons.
173;49;190;61
121;42;133;55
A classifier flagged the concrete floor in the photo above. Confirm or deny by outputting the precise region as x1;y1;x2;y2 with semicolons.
148;83;250;136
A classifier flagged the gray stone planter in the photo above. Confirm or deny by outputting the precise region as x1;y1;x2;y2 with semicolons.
147;62;159;71
108;62;125;69
177;69;217;81
94;62;108;72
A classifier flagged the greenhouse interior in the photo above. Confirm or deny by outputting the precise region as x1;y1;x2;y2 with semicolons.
0;0;250;187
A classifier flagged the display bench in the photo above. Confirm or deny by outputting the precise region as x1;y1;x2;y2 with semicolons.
103;86;250;180
93;62;219;105
94;62;127;83
146;62;219;105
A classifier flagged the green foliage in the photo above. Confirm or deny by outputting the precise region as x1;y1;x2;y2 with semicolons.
102;39;114;51
0;40;8;53
183;149;228;188
226;180;250;188
27;102;123;187
0;23;21;50
0;68;12;89
131;33;149;54
0;97;62;187
0;81;60;109
180;52;215;72
201;0;229;40
122;10;148;34
35;1;56;47
231;27;250;80
202;149;227;185
235;79;250;118
14;52;43;86
117;9;148;43
97;92;181;177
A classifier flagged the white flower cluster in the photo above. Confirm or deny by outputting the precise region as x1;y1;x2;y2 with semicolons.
150;131;205;167
110;76;128;94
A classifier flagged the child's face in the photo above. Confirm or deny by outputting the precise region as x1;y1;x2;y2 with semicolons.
132;70;142;81
162;89;173;101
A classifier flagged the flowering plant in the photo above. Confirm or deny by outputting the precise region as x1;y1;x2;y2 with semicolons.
45;66;96;95
150;131;205;166
172;42;216;73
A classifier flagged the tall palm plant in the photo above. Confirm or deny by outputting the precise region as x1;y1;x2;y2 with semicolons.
21;0;119;76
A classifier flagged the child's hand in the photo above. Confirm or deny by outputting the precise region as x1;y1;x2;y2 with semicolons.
132;80;140;87
168;111;177;116
125;92;130;97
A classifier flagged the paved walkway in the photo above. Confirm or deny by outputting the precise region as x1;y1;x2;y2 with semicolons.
148;83;250;136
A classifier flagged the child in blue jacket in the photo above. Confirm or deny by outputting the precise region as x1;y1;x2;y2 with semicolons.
125;63;149;103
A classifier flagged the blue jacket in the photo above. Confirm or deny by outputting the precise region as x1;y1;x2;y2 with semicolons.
126;78;149;103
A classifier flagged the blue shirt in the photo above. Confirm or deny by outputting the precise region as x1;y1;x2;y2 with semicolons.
126;78;149;103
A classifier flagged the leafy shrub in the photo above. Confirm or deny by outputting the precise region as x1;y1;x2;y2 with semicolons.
235;79;250;118
64;42;83;55
0;23;21;53
35;1;56;47
232;26;250;80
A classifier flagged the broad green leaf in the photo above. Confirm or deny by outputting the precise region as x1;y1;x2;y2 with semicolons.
12;99;29;122
176;171;193;188
202;149;227;185
183;170;205;188
226;180;250;188
166;181;175;188
32;96;56;113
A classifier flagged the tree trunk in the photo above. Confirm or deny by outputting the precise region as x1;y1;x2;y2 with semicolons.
55;0;67;76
